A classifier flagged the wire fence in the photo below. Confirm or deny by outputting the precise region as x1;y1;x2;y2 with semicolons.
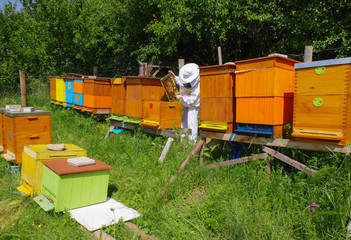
0;75;50;108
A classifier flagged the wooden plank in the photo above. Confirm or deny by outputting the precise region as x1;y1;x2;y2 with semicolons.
199;130;351;154
92;230;115;240
262;146;316;175
206;153;268;168
158;137;174;163
104;126;115;140
19;71;27;107
124;222;158;240
199;137;206;165
304;45;313;62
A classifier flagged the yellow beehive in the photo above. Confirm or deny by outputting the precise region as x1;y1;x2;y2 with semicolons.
0;108;6;152
292;57;351;145
17;144;87;196
55;78;66;104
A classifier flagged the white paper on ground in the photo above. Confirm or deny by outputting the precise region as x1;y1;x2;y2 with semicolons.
69;198;141;231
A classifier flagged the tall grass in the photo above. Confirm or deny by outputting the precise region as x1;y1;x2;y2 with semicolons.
1;92;351;239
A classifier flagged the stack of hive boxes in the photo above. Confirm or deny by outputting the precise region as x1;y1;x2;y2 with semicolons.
65;77;75;107
55;77;66;106
2;109;52;164
199;64;236;133
292;57;351;145
111;78;126;120
73;78;84;108
49;76;56;102
83;77;112;114
124;76;165;123
0;108;6;153
234;55;299;138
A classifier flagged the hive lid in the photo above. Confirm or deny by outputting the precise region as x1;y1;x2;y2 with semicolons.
4;109;51;117
42;158;112;175
24;144;86;160
295;57;351;69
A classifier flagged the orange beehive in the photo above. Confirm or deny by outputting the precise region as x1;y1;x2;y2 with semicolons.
83;78;112;113
141;101;182;129
124;76;164;119
292;57;351;145
2;110;52;164
234;55;299;138
199;64;236;133
49;77;56;101
111;78;126;116
0;108;6;152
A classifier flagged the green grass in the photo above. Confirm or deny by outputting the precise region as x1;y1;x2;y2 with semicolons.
1;94;351;239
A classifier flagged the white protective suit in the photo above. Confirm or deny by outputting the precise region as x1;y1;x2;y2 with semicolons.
174;63;200;142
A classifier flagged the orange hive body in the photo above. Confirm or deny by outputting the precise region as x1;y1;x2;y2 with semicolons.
111;78;126;116
234;55;299;138
199;64;236;133
49;77;56;101
83;77;112;113
0;108;6;152
124;76;164;118
141;101;182;129
2;110;52;164
292;57;351;145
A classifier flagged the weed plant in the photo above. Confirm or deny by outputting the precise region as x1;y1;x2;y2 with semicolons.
0;101;351;239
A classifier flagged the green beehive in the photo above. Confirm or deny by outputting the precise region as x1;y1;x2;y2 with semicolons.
36;158;112;212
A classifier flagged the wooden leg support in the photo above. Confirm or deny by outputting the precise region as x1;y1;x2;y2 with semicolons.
158;137;174;163
104;126;115;140
205;153;268;169
199;137;206;165
262;146;316;175
163;140;205;192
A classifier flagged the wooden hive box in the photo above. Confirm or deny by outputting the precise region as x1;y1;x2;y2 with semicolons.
73;78;84;107
2;110;52;164
234;55;299;138
49;77;56;101
55;78;66;104
111;78;126;116
141;101;182;129
17;144;87;196
124;77;164;119
39;158;112;212
65;77;75;107
0;108;6;153
83;78;112;113
292;57;351;145
199;64;236;133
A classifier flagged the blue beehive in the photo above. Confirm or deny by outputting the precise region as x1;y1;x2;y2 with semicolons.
65;78;75;107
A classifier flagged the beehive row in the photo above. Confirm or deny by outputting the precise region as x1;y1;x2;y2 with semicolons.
50;75;182;130
0;109;52;164
199;55;351;146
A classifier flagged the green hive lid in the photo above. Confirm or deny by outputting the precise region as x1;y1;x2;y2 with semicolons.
295;57;351;69
42;158;112;175
4;109;51;117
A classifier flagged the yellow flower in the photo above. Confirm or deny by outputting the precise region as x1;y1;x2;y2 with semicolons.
38;224;41;228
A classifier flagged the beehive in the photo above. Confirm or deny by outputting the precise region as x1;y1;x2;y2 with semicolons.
111;78;126;117
234;55;299;138
292;57;351;145
124;76;164;119
0;108;6;153
49;77;56;101
65;77;75;107
141;101;182;129
17;144;87;196
2;110;52;164
199;64;236;133
83;78;112;113
55;78;66;105
39;158;112;212
73;79;84;107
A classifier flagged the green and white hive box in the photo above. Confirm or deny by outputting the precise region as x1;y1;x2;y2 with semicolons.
37;158;112;212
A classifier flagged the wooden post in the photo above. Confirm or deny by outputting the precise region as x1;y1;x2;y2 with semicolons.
206;153;268;168
143;62;148;76
138;61;144;76
19;71;27;107
93;66;98;76
304;46;313;62
218;46;222;65
178;59;185;72
199;137;206;165
159;137;174;163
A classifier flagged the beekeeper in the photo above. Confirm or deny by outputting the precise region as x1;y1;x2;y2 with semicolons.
169;63;200;142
